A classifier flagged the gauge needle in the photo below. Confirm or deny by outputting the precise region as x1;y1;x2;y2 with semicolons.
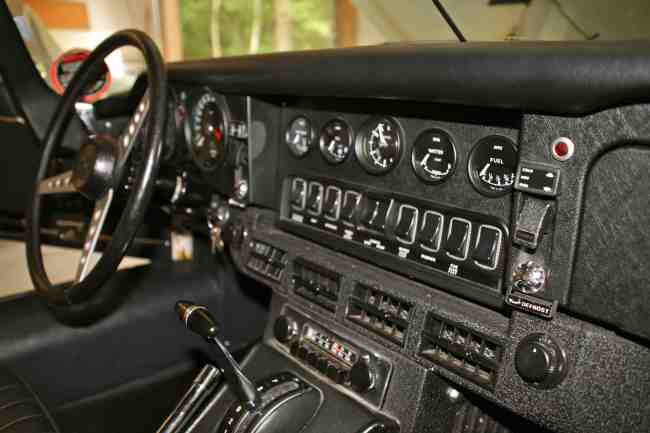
377;126;388;147
213;127;223;143
479;163;490;177
420;153;430;167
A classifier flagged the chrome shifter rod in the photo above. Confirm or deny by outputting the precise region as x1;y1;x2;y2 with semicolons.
156;364;221;433
176;301;261;410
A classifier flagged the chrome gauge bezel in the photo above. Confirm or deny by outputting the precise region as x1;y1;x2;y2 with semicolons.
354;116;404;175
319;118;353;164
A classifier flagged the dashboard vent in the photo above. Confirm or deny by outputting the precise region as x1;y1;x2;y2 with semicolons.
420;314;502;389
347;284;412;346
292;259;341;313
247;240;286;281
451;402;511;433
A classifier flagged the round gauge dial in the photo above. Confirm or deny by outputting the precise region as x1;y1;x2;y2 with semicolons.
319;119;352;164
190;91;228;171
285;116;315;158
468;135;518;196
355;117;403;174
411;128;457;183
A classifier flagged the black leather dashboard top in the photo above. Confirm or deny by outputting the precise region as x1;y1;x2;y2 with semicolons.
168;40;650;115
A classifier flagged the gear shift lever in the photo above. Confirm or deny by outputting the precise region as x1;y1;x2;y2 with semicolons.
176;301;260;410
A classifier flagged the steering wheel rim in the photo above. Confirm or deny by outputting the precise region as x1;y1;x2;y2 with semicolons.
25;30;167;325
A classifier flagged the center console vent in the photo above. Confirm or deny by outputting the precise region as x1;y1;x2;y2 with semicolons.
347;284;412;346
420;313;502;389
247;240;286;281
292;259;341;312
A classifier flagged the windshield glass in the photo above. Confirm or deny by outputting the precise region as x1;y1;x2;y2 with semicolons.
8;0;650;97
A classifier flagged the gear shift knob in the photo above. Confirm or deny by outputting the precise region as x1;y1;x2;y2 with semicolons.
176;301;260;410
176;301;219;339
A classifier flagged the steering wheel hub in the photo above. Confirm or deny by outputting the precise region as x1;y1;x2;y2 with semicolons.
72;136;117;201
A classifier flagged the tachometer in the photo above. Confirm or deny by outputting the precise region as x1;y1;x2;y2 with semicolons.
411;128;456;183
319;119;352;164
468;135;518;196
355;117;403;174
190;91;229;171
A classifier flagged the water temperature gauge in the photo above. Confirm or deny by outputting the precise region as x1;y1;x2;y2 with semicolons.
411;128;457;183
468;135;518;196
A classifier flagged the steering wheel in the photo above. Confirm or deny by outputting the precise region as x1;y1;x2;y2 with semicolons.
25;30;167;325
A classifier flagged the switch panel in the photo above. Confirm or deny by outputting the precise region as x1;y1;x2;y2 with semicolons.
283;177;508;298
445;218;472;260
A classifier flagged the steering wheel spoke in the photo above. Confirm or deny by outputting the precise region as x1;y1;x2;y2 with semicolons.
38;170;76;195
117;90;151;166
75;189;114;283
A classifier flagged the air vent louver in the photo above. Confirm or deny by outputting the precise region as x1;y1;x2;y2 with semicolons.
347;284;412;346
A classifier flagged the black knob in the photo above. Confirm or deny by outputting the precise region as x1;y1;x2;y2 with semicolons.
515;333;568;389
273;315;297;344
326;364;348;385
349;357;375;393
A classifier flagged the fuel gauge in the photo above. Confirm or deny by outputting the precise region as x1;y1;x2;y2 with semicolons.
468;135;518;196
411;128;456;183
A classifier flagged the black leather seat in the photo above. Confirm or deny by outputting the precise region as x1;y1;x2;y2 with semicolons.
0;369;59;433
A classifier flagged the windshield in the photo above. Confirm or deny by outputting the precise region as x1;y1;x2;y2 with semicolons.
9;0;650;97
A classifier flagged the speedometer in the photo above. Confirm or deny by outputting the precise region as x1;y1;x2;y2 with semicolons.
355;117;403;174
190;91;229;171
468;135;518;196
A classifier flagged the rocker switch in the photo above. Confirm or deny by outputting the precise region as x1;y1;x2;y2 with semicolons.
445;218;471;260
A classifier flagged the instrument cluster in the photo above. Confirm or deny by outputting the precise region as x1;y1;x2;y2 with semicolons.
284;114;518;197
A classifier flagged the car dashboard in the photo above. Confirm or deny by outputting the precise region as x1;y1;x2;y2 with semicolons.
100;41;650;433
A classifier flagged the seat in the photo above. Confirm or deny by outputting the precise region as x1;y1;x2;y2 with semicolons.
0;369;59;433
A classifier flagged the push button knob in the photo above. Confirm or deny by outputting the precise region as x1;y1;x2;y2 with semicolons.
512;261;547;294
515;333;567;389
349;356;375;393
273;315;298;344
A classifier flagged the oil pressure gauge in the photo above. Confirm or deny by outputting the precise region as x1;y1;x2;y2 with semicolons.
468;135;518;196
411;128;457;183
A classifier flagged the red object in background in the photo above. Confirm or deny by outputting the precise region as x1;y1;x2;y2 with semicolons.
49;49;112;102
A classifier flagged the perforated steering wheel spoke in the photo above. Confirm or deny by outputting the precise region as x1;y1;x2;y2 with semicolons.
117;90;151;166
38;170;76;195
75;189;114;283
